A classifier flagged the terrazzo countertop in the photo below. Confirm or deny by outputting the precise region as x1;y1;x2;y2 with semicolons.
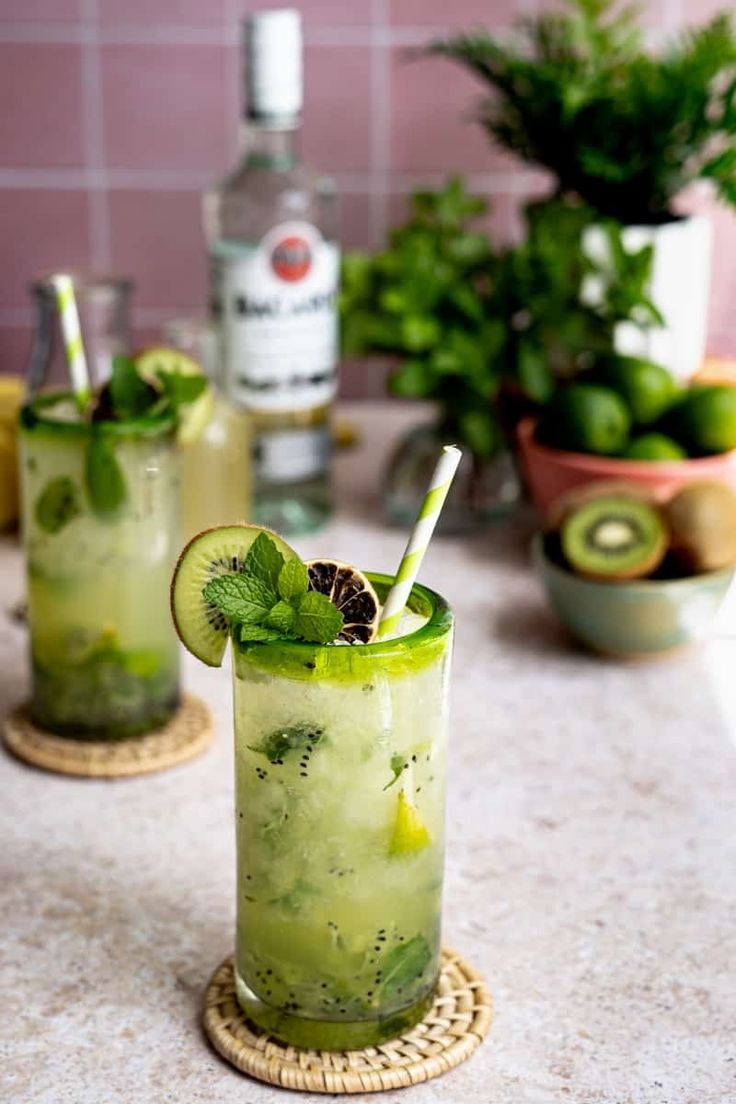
2;403;735;1104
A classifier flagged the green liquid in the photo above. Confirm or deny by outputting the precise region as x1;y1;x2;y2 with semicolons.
20;393;181;741
233;581;452;1048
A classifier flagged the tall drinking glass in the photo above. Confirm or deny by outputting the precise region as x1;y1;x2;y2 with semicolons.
232;575;453;1048
19;393;181;739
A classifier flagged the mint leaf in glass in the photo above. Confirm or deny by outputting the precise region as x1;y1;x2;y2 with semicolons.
245;531;286;592
203;573;277;624
380;935;431;998
278;558;309;602
84;434;127;519
249;722;325;763
293;591;345;644
35;476;81;535
382;753;406;792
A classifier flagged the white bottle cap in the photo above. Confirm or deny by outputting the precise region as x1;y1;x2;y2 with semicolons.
245;9;303;124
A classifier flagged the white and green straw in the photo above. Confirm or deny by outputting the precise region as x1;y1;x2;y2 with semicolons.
50;274;91;412
378;444;462;638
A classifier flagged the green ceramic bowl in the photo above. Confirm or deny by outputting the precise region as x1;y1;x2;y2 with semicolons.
532;534;734;658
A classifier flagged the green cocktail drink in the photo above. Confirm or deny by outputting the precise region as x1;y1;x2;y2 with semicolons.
19;392;181;739
231;576;453;1049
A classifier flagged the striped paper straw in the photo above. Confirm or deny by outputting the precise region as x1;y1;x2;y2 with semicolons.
378;444;462;638
50;274;91;411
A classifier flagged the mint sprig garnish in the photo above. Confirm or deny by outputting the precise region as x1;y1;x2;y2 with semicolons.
85;355;208;519
101;355;207;423
108;355;157;419
203;533;344;645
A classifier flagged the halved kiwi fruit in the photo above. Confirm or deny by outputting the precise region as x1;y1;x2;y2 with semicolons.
561;495;668;581
171;524;298;666
306;560;379;643
547;479;657;529
665;481;736;573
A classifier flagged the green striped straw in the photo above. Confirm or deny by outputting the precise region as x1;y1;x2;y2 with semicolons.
50;274;91;412
378;444;462;638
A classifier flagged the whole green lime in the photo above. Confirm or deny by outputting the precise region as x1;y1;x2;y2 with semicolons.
592;356;678;425
538;384;631;456
668;385;736;454
622;433;687;461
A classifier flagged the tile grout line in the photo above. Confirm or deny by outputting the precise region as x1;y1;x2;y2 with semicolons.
223;0;241;159
0;167;542;194
79;0;110;268
0;23;512;47
369;0;390;247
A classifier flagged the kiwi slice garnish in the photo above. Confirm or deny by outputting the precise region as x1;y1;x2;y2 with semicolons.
170;524;298;666
561;495;668;581
665;481;736;573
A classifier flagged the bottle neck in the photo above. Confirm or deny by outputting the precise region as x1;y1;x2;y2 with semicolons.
241;121;300;171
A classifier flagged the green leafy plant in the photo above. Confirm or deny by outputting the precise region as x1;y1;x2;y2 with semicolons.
341;177;660;456
342;177;501;458
432;0;736;223
204;532;344;644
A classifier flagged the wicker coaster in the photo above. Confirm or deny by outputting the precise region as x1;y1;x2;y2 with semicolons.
3;692;213;778
203;947;492;1094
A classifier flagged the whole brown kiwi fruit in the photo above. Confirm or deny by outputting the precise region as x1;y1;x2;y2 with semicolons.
665;481;736;573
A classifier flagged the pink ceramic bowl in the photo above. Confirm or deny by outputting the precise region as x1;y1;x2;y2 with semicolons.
517;416;736;518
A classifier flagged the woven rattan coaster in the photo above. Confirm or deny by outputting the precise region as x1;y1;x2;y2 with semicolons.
203;947;492;1094
3;692;213;778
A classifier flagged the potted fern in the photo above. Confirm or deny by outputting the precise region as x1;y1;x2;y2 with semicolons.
432;0;736;381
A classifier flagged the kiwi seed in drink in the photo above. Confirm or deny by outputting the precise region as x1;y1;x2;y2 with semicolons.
561;495;668;581
665;481;736;573
170;524;297;666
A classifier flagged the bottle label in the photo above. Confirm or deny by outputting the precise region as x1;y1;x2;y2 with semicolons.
254;424;330;484
214;221;339;413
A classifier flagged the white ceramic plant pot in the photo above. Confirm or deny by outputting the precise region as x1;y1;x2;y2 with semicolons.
582;214;712;383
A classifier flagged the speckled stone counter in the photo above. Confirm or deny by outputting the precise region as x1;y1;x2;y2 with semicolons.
2;404;735;1104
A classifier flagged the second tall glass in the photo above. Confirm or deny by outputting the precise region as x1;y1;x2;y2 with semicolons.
19;393;181;740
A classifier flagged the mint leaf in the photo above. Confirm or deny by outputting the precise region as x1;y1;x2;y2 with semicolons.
293;591;344;644
109;356;156;419
245;532;286;592
278;559;309;602
380;935;431;998
249;722;325;763
238;623;283;643
265;600;296;634
203;572;277;624
155;370;207;412
84;434;127;519
35;477;81;534
383;753;406;792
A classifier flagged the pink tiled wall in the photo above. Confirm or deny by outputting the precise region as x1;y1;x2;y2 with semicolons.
1;0;734;399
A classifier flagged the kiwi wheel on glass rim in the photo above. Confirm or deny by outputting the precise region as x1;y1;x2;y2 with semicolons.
561;495;668;581
306;560;380;643
665;481;736;573
171;524;298;666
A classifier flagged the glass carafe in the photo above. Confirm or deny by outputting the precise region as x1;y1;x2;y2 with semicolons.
27;272;133;395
